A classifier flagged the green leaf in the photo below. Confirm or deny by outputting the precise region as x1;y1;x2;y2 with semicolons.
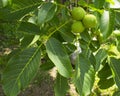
95;49;108;71
94;0;105;8
12;0;41;7
98;63;113;78
38;2;57;25
88;52;96;69
59;24;75;43
117;41;120;52
100;10;115;40
54;73;69;96
20;35;35;48
80;39;89;52
60;7;71;22
0;0;2;8
78;0;87;6
80;29;91;43
2;47;41;96
0;7;10;20
65;43;76;53
81;48;96;69
17;22;40;35
89;40;100;52
115;12;120;29
98;63;114;89
20;35;40;48
4;1;41;21
113;90;120;96
106;0;114;4
110;57;120;89
98;78;114;89
74;54;95;96
40;56;55;71
46;37;73;78
108;45;120;57
40;62;54;71
1;0;11;7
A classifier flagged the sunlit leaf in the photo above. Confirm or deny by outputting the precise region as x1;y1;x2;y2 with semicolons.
1;0;11;7
110;57;120;89
38;2;57;25
95;49;108;71
74;54;95;96
46;37;73;78
100;10;115;40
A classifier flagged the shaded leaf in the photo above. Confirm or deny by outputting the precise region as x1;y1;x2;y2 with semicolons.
20;35;40;48
17;22;40;35
60;7;71;22
88;52;96;69
0;0;2;8
98;63;112;78
89;40;100;52
59;23;75;43
40;59;55;71
80;29;91;43
12;0;41;7
115;12;120;29
98;78;114;89
65;43;76;53
46;37;73;78
0;7;10;20
98;63;114;89
54;73;69;96
94;0;105;8
4;3;41;21
113;90;120;96
20;35;35;48
2;47;41;96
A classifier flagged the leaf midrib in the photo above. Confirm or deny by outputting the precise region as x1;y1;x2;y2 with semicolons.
10;46;40;95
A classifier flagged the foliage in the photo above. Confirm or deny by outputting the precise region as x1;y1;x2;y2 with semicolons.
0;0;120;96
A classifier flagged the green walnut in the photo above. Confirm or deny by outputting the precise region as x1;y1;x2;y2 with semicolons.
71;7;86;20
71;21;85;33
83;14;97;28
